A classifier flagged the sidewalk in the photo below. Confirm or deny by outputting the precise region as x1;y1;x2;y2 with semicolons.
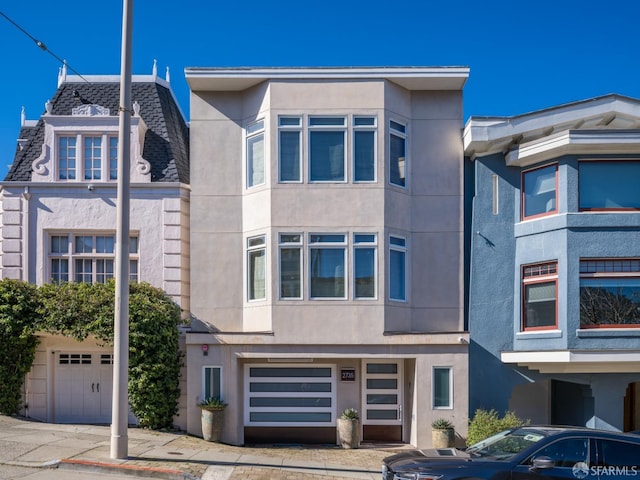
0;415;405;479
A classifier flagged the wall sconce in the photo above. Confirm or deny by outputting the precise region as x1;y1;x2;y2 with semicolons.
201;344;209;356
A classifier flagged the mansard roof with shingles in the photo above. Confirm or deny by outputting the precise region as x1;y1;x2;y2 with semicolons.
5;76;189;183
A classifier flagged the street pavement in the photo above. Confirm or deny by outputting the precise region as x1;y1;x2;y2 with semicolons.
0;415;407;479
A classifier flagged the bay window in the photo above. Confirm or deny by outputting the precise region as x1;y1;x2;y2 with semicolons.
579;161;640;210
522;262;557;330
580;259;640;328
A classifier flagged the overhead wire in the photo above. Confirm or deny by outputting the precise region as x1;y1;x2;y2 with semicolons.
0;10;91;84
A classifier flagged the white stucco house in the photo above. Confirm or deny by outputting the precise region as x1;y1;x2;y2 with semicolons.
1;64;190;427
184;66;470;447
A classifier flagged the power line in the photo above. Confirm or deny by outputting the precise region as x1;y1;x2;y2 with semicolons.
0;10;90;84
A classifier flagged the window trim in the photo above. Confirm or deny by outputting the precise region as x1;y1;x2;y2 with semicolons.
308;233;347;300
389;235;407;302
278;233;303;300
308;116;347;183
521;163;558;220
353;116;377;183
578;159;640;212
432;366;453;410
353;233;377;299
278;116;302;183
521;261;558;331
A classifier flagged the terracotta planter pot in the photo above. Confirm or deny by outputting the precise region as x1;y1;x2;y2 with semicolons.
432;428;455;448
337;418;360;449
201;407;225;442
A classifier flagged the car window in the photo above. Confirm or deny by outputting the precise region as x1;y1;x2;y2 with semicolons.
597;439;640;467
529;438;590;467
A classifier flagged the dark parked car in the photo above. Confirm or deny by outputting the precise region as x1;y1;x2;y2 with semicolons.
382;426;640;480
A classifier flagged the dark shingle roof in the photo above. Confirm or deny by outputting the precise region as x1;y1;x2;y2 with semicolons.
5;79;189;183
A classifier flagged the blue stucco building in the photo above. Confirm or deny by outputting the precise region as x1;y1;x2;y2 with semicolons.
464;94;640;431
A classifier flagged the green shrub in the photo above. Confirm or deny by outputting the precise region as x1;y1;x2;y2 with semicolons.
340;408;359;420
466;409;529;446
0;280;40;414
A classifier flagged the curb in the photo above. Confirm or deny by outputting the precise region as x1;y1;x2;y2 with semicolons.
56;458;199;479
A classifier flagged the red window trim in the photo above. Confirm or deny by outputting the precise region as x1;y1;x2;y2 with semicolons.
522;261;558;332
521;164;558;221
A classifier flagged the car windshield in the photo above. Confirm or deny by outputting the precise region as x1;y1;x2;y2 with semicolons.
465;428;548;461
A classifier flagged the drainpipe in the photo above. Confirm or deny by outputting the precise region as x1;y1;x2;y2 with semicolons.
22;186;31;282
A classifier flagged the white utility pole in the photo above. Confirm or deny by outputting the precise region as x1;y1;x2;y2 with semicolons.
111;0;133;460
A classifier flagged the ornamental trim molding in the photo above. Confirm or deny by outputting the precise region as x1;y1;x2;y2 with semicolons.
72;104;111;116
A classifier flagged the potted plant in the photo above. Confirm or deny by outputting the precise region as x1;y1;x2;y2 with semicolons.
431;418;455;448
199;397;227;442
337;408;360;449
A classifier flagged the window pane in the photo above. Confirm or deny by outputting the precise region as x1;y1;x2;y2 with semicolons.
96;236;114;253
533;438;589;467
390;249;406;301
433;367;451;408
109;137;118;180
355;247;375;298
366;378;397;389
204;366;221;400
248;249;266;300
75;259;92;283
250;397;331;407
250;412;331;422
523;165;557;218
279;130;301;182
84;136;102;180
280;247;301;298
579;162;640;209
309;131;345;181
354;130;375;182
390;133;406;187
309;117;344;126
58;137;77;180
250;367;332;377
367;410;398;420
310;248;345;298
75;236;93;253
598;439;640;467
247;133;265;187
51;236;68;254
524;281;556;328
580;278;640;327
250;382;331;392
367;363;397;374
367;394;397;404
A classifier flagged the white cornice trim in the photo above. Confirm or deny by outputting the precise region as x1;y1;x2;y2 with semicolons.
185;66;469;92
502;350;640;373
505;129;640;166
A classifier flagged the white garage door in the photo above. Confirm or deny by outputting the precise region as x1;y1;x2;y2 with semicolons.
54;352;114;424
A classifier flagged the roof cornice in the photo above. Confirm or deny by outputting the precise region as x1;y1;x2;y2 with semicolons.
184;66;469;92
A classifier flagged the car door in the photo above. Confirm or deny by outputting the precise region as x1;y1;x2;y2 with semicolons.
511;437;593;480
594;438;640;480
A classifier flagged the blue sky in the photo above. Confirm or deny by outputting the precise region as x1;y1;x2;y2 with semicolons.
1;0;639;174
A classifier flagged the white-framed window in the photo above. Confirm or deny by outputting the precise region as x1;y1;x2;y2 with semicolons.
309;233;347;299
48;232;138;284
308;117;346;182
432;366;453;409
279;233;302;299
278;117;302;182
389;120;407;187
244;364;336;426
57;134;118;181
353;233;376;299
389;235;407;301
247;235;266;301
202;366;223;402
353;116;376;182
246;119;265;188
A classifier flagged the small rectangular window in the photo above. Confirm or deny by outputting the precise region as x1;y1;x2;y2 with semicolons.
309;117;346;182
84;136;102;180
279;117;301;182
109;137;118;180
246;119;265;188
433;367;452;409
522;261;558;330
390;121;407;187
354;233;376;299
58;136;77;180
279;233;302;299
203;366;223;401
309;233;346;298
522;164;557;219
353;117;376;182
247;235;266;301
492;174;499;215
389;235;407;301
